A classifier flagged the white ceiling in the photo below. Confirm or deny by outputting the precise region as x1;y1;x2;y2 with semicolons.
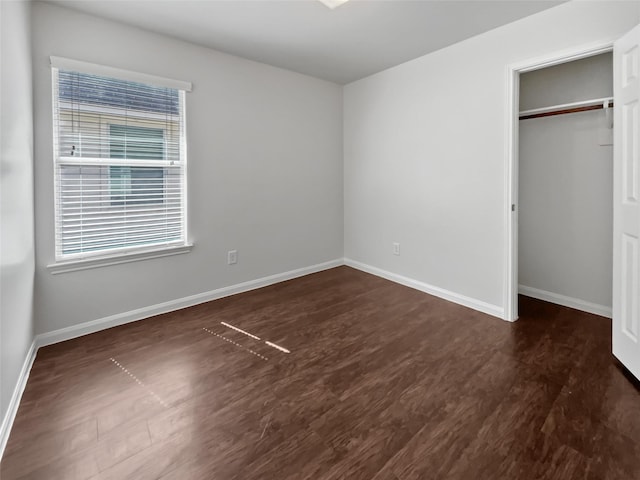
47;0;564;84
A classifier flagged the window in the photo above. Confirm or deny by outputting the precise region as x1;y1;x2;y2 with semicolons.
109;125;164;205
51;59;190;264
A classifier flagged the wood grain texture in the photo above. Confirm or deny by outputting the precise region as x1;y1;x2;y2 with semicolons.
2;267;639;479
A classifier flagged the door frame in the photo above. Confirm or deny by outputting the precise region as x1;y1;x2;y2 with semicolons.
503;40;615;322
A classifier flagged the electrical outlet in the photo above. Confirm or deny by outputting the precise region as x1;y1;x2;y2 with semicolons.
393;242;400;255
227;250;238;265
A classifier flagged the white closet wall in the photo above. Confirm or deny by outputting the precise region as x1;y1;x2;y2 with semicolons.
520;53;613;109
518;53;613;315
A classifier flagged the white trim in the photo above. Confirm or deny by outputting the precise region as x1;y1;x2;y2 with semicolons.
504;38;615;323
506;40;615;74
37;258;343;347
519;285;612;318
0;340;37;460
48;244;193;274
504;62;519;322
344;258;504;319
50;56;192;91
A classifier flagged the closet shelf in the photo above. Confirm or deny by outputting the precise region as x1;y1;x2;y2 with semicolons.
519;97;613;120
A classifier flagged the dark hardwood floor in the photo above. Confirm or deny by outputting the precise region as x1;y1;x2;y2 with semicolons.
2;266;639;479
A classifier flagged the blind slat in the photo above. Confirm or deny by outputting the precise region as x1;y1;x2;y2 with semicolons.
59;225;184;242
61;231;184;247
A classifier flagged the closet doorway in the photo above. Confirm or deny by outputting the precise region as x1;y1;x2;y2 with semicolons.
504;42;615;321
517;52;614;319
505;24;640;381
504;42;615;323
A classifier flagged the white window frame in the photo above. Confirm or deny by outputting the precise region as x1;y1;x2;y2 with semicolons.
48;57;193;274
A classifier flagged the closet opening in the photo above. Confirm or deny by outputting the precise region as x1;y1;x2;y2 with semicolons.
504;44;614;321
518;52;614;319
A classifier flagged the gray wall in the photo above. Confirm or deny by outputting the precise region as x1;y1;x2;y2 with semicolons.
1;0;35;431
344;1;638;315
520;52;613;111
32;2;344;334
519;53;613;310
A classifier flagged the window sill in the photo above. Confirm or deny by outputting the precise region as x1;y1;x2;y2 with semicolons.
47;244;193;274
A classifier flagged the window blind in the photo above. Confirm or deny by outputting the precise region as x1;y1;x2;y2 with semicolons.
52;67;188;260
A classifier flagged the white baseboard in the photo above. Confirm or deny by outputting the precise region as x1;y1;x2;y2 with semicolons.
36;258;344;348
518;284;612;318
0;339;37;460
344;258;504;319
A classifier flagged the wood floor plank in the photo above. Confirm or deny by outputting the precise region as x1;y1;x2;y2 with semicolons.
2;267;639;480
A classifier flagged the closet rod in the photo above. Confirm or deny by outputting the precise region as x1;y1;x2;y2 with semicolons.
519;97;613;120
